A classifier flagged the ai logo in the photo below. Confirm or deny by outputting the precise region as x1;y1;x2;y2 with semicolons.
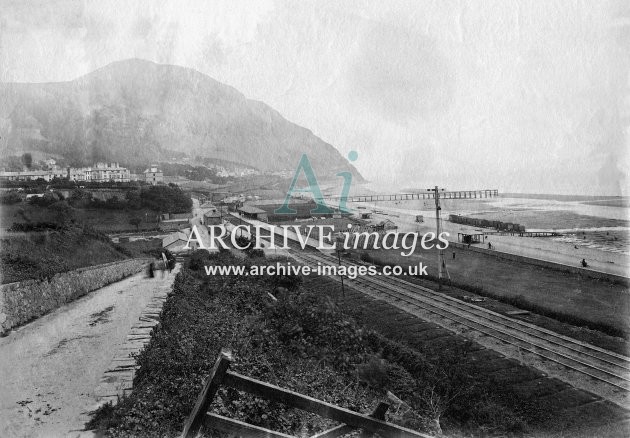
274;151;358;215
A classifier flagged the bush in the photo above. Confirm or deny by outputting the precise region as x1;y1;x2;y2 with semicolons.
48;200;75;226
0;191;22;205
9;222;67;232
234;235;252;250
270;272;303;292
247;248;265;258
264;293;368;371
140;185;192;213
1;252;70;281
28;191;63;207
68;188;93;208
187;249;211;270
113;244;133;257
81;225;110;242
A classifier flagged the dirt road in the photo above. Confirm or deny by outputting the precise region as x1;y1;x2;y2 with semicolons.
0;267;177;438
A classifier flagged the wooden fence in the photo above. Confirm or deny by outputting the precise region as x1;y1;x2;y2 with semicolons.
181;349;430;438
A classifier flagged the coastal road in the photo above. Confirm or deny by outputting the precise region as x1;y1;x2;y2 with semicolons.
190;198;217;248
0;268;176;438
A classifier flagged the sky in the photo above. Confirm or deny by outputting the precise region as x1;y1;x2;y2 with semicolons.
0;0;628;195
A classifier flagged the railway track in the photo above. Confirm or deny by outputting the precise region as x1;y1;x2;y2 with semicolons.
287;249;630;401
238;220;630;405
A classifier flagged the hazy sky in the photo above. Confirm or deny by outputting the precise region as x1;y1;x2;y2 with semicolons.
1;0;628;195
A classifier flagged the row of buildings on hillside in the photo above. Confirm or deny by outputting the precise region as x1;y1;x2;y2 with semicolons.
0;163;164;184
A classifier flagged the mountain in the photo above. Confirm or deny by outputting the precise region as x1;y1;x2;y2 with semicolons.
0;59;362;180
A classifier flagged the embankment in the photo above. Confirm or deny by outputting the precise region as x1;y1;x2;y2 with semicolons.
0;258;147;335
450;242;629;286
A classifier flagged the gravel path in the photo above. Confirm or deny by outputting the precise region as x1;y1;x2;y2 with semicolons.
0;268;176;438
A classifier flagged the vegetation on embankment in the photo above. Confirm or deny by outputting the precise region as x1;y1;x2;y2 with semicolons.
88;250;569;437
0;182;193;283
1;184;192;233
358;247;630;340
0;225;132;284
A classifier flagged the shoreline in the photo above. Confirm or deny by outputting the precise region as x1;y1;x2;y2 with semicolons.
347;199;630;279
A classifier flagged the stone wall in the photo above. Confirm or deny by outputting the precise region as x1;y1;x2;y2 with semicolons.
0;259;147;335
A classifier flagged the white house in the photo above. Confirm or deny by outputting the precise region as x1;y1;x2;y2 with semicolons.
85;163;130;182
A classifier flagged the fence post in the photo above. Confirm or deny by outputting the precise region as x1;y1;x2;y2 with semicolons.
181;349;233;438
310;401;390;438
359;402;389;438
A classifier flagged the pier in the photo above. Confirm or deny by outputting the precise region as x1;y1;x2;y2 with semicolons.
322;189;499;203
493;231;561;237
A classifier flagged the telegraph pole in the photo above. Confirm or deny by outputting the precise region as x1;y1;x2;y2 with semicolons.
335;234;346;302
429;186;447;289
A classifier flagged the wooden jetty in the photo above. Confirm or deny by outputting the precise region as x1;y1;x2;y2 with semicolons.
496;230;561;237
321;189;499;203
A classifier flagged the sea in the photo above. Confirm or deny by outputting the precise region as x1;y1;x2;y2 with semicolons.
351;184;630;255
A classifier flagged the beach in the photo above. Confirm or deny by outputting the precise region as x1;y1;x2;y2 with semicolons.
347;193;630;278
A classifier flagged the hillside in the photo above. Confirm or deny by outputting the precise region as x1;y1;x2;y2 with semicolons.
0;227;128;284
0;59;362;180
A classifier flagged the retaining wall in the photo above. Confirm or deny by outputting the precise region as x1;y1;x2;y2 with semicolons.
0;258;147;335
449;242;629;286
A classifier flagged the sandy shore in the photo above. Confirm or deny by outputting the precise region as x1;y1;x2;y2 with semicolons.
349;201;630;278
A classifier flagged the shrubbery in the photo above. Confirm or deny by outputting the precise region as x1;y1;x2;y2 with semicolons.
67;185;192;213
186;249;210;271
234;235;252;249
1;251;70;281
28;191;64;207
1;224;129;283
88;251;548;437
0;191;22;205
138;185;192;213
9;221;68;232
233;235;266;259
264;293;369;370
247;248;265;258
80;224;111;242
158;162;228;183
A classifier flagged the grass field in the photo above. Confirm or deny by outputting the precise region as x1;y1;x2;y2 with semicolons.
357;245;630;339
